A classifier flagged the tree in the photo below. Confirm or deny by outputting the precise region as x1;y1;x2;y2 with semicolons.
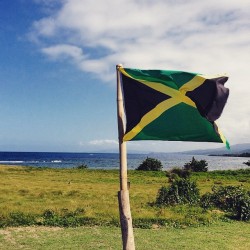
184;157;208;172
136;157;163;171
243;160;250;166
167;167;191;182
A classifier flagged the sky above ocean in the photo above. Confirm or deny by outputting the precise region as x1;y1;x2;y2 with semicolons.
0;0;249;153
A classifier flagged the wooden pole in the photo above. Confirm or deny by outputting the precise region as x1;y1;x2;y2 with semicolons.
116;64;135;250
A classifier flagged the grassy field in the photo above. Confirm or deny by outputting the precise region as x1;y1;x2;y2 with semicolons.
0;165;249;249
0;165;167;224
0;222;250;249
0;165;249;228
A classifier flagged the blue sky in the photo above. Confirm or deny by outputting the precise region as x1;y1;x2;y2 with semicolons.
0;0;249;153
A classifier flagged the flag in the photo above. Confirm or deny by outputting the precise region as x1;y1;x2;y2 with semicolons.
118;67;230;149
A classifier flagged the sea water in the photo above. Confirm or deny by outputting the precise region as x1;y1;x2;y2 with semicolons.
0;151;249;171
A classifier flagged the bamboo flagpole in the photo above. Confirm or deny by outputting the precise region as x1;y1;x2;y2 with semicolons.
116;64;135;250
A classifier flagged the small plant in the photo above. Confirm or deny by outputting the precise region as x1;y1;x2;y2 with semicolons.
184;157;208;172
156;178;200;206
76;164;88;169
136;157;163;171
51;190;63;196
67;190;80;197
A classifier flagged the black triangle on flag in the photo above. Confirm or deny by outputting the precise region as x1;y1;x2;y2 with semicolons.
121;74;171;133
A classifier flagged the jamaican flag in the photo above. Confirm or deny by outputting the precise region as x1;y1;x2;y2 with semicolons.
118;67;230;149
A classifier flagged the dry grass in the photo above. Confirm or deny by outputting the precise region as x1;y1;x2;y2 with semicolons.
0;165;167;220
0;165;249;226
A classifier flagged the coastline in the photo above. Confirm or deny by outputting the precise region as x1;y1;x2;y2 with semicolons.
0;151;249;170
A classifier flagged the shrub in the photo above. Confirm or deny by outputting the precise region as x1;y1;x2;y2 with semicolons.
8;212;36;226
156;178;200;206
184;157;208;172
43;209;56;219
243;160;250;166
136;157;163;171
200;192;215;210
76;164;88;169
42;208;86;227
200;185;250;221
168;167;191;182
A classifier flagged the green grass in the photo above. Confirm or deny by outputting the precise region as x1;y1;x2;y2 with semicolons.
0;221;249;249
0;166;167;223
190;169;250;193
0;165;249;249
0;165;249;228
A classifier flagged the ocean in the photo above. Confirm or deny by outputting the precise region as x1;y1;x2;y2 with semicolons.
0;151;249;171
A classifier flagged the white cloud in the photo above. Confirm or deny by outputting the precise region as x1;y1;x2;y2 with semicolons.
42;44;85;63
89;139;118;146
30;0;250;148
33;18;57;37
32;0;250;76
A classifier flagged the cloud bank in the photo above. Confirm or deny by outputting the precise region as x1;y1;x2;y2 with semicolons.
30;0;250;145
32;0;250;75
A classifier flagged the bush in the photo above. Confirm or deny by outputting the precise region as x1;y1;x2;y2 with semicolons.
136;157;163;171
8;212;36;226
42;208;86;227
168;167;191;182
156;178;200;206
76;164;88;169
200;185;250;221
184;157;208;172
243;160;250;166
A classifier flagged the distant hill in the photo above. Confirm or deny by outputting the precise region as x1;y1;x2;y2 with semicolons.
181;143;250;156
